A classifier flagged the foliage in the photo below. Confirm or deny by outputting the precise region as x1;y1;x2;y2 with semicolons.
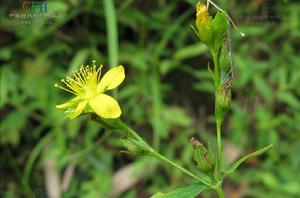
0;0;300;197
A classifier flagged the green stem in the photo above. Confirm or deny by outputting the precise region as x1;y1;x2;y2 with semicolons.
115;119;211;186
216;120;222;180
215;185;225;198
103;0;118;67
115;119;145;142
103;0;118;98
152;152;211;186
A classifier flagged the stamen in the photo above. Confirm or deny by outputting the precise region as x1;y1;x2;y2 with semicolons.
66;77;85;93
55;63;104;98
97;65;103;82
54;83;77;95
61;78;82;94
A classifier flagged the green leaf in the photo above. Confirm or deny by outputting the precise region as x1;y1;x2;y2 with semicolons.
103;0;119;66
223;144;273;175
253;75;273;101
151;183;207;198
162;106;193;128
174;43;207;61
278;92;300;110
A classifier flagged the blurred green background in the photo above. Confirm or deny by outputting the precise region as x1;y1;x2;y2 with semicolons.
1;0;299;197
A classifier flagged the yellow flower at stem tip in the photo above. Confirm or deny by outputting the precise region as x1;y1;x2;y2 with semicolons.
196;2;210;27
55;60;125;119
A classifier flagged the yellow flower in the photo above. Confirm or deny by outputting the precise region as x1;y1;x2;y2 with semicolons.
196;2;210;28
55;61;125;119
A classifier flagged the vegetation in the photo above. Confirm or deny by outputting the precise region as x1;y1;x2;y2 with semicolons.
1;0;299;197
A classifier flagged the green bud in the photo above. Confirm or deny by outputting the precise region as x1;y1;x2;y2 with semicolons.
195;3;214;48
219;44;229;72
194;3;228;53
121;136;152;156
215;80;232;123
193;143;215;174
212;12;228;52
196;22;214;49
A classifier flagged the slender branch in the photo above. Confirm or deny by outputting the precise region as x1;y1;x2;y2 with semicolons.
114;119;211;186
116;119;145;142
152;152;211;186
103;0;118;67
215;184;225;198
216;120;222;180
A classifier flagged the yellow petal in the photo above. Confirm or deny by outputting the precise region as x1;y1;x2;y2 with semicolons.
56;97;80;109
89;94;121;118
69;100;88;119
97;66;125;92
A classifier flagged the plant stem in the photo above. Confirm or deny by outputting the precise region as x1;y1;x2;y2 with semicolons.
103;0;118;98
116;119;211;186
216;120;222;180
152;152;211;186
116;119;145;142
103;0;118;67
215;185;225;198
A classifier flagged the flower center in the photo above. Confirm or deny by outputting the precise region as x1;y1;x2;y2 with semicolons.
55;61;103;99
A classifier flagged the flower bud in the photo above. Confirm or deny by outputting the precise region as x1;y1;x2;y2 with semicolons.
196;3;210;28
194;3;228;53
219;44;229;72
193;141;215;174
212;12;228;52
121;136;152;156
215;80;232;123
195;3;213;48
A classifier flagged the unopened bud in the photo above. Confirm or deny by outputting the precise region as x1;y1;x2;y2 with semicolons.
190;137;201;148
215;79;232;123
211;12;228;52
219;44;229;72
193;143;215;173
194;3;213;48
196;3;210;28
194;3;228;53
121;136;152;156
